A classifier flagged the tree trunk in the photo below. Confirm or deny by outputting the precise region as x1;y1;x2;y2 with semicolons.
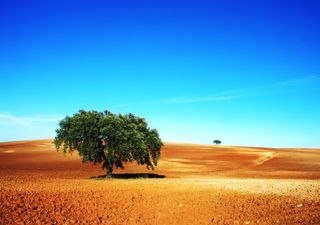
106;165;113;179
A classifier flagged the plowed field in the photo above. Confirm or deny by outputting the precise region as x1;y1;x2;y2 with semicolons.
1;140;319;224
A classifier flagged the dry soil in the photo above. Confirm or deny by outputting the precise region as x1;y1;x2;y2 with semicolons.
0;140;319;224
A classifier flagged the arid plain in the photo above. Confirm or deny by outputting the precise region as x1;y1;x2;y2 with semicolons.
0;140;319;224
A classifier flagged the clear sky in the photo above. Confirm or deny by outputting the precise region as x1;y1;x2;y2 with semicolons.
1;0;320;147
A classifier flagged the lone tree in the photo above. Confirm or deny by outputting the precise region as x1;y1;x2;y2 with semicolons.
54;110;163;178
213;140;221;145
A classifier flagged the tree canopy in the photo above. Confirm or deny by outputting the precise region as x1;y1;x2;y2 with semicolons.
54;110;163;177
213;140;221;145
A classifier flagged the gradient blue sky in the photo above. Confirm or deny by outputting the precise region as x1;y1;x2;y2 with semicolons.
1;0;320;147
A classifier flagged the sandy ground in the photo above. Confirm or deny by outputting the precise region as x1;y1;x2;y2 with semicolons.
0;140;319;224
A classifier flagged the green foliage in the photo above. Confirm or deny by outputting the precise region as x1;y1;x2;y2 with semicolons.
54;110;163;177
213;140;221;145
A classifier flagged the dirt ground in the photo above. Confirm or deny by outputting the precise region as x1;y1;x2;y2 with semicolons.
0;140;319;224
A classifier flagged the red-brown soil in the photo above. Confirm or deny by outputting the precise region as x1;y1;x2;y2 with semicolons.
1;140;319;224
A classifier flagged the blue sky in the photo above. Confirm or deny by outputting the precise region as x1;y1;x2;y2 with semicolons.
1;0;320;147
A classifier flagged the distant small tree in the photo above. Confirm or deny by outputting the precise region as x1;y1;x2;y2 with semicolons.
213;140;221;145
54;110;163;178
